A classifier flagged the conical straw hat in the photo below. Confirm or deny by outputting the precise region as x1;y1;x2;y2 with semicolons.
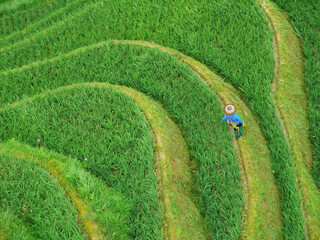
223;103;237;116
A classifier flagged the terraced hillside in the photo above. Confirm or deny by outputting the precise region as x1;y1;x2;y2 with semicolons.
0;0;319;239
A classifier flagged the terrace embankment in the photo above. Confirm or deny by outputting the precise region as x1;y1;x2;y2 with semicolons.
0;138;136;239
0;0;88;47
0;148;86;239
0;40;244;239
0;85;160;239
1;40;283;239
122;40;283;239
115;84;207;239
259;1;320;239
1;150;100;240
271;0;320;190
0;82;207;239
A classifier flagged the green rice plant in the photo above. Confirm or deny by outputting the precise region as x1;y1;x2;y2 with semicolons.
0;139;132;239
0;209;33;240
0;0;11;4
0;0;72;37
0;0;34;15
116;84;208;239
0;85;163;239
258;1;320;238
0;154;84;239
0;0;89;47
0;42;243;239
273;0;320;191
2;0;306;237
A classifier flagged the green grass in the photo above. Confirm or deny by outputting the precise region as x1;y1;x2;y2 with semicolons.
0;139;133;239
0;0;35;15
0;0;11;5
0;209;33;240
0;0;275;76
0;85;163;239
0;42;243;239
0;0;88;47
1;0;312;238
273;0;320;191
0;5;305;237
0;0;40;15
0;154;84;239
257;1;320;238
0;0;70;36
114;84;208;239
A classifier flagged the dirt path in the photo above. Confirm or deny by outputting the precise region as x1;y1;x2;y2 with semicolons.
1;40;284;239
121;40;283;239
258;1;320;239
0;82;207;240
0;147;99;240
116;84;207;240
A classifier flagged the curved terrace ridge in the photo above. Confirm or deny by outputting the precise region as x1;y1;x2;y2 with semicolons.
0;0;86;47
0;146;87;239
0;146;101;240
259;1;320;239
0;82;207;239
1;1;318;238
1;40;283;239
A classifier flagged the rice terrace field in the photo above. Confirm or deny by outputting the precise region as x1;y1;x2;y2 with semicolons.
0;0;319;239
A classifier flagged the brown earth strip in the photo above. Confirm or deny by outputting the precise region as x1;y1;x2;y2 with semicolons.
1;40;284;239
114;84;207;240
0;82;207;239
0;150;98;240
120;40;283;239
258;1;320;239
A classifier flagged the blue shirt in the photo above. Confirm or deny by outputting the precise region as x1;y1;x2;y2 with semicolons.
222;114;243;126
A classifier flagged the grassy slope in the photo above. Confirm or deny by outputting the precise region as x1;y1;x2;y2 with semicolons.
0;2;304;236
0;154;84;239
114;83;207;239
0;86;162;239
258;1;320;239
0;42;243;239
3;0;311;237
0;0;88;47
0;0;69;36
273;0;320;191
0;0;34;15
0;139;132;239
0;209;34;240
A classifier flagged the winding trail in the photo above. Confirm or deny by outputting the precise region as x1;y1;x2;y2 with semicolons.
1;39;284;239
0;0;85;47
0;82;206;239
121;40;283;239
1;1;319;238
259;1;320;239
114;84;207;239
0;144;100;240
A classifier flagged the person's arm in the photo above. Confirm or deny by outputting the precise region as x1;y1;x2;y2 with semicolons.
237;115;244;126
222;116;228;121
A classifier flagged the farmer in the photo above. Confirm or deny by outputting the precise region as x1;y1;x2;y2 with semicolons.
222;103;244;139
